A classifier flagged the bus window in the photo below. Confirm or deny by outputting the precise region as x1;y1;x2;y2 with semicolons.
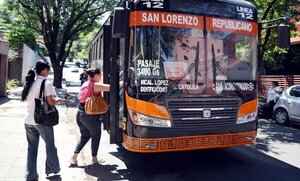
130;26;206;97
208;32;257;82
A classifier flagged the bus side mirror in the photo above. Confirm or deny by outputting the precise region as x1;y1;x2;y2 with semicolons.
112;7;130;38
278;24;290;49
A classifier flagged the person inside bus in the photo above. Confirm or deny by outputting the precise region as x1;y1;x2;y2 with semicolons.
266;81;283;118
70;68;110;167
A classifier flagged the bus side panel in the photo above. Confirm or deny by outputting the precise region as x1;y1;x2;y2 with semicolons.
109;15;127;144
102;25;112;131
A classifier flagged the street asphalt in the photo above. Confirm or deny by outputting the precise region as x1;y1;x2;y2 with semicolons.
0;86;118;181
1;84;300;181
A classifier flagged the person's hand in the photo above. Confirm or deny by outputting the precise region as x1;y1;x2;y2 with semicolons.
54;97;62;104
119;81;124;88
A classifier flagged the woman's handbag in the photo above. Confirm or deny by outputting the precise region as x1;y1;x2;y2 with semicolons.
34;79;59;126
85;84;108;115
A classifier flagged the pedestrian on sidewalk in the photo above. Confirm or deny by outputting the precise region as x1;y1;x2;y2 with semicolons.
79;69;88;86
21;60;62;181
266;81;283;119
70;68;110;167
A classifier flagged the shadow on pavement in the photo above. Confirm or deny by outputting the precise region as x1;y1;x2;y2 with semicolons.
0;95;21;105
45;175;62;181
253;119;300;154
0;97;11;105
84;164;122;181
83;146;300;181
55;88;79;108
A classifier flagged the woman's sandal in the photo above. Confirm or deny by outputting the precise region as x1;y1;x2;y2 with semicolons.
69;158;78;168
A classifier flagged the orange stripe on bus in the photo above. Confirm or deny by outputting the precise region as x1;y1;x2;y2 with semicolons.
238;99;258;116
125;92;170;119
130;11;204;29
123;131;257;153
206;17;258;35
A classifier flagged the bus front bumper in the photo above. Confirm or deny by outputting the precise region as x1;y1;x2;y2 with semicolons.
123;121;257;153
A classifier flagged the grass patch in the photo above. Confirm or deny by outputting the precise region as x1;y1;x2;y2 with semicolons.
6;79;20;90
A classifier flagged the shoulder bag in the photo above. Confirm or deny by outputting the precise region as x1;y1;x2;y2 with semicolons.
34;79;59;126
84;84;108;115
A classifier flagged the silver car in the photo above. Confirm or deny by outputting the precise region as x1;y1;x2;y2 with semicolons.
273;85;300;125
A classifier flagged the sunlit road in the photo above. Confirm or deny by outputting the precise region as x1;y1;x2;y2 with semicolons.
254;119;300;169
62;64;83;93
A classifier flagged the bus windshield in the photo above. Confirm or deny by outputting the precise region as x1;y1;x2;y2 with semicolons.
130;25;257;96
129;6;257;100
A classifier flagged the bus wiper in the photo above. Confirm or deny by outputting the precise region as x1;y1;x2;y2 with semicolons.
194;42;200;84
149;63;196;102
149;42;201;103
211;44;247;99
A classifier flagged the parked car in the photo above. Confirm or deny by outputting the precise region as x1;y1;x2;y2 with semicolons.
75;61;81;68
43;56;52;66
70;66;79;72
273;85;300;125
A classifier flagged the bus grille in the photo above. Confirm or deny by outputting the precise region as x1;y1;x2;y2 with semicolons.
165;97;240;129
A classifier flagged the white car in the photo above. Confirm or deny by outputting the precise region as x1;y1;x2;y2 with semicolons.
70;66;79;72
273;85;300;125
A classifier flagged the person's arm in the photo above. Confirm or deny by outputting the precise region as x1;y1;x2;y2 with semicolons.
44;80;62;105
94;82;110;92
47;95;62;105
275;86;283;94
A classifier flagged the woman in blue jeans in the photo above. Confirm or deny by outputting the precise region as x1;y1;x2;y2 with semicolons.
70;68;110;166
21;60;62;181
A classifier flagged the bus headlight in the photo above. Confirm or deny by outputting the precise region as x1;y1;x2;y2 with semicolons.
237;111;257;124
128;110;171;128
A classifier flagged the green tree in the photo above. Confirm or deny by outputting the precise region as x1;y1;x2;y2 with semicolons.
8;27;37;50
70;12;110;60
251;0;300;74
9;0;117;88
0;1;26;34
70;28;99;60
0;1;13;36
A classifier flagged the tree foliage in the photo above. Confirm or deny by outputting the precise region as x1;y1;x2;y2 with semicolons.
70;27;99;60
0;1;13;31
8;27;37;50
0;1;27;34
250;0;300;74
8;0;117;88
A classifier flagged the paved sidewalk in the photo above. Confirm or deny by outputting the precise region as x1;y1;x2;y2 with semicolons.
0;87;115;181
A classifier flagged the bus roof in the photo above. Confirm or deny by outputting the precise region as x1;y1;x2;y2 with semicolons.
219;0;256;8
90;0;256;44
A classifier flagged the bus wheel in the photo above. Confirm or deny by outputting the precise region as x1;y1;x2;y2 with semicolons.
274;108;289;125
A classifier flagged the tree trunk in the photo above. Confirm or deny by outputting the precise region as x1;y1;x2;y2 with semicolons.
48;48;67;88
52;64;63;88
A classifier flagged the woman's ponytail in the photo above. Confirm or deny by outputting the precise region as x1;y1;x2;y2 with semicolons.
21;69;35;101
